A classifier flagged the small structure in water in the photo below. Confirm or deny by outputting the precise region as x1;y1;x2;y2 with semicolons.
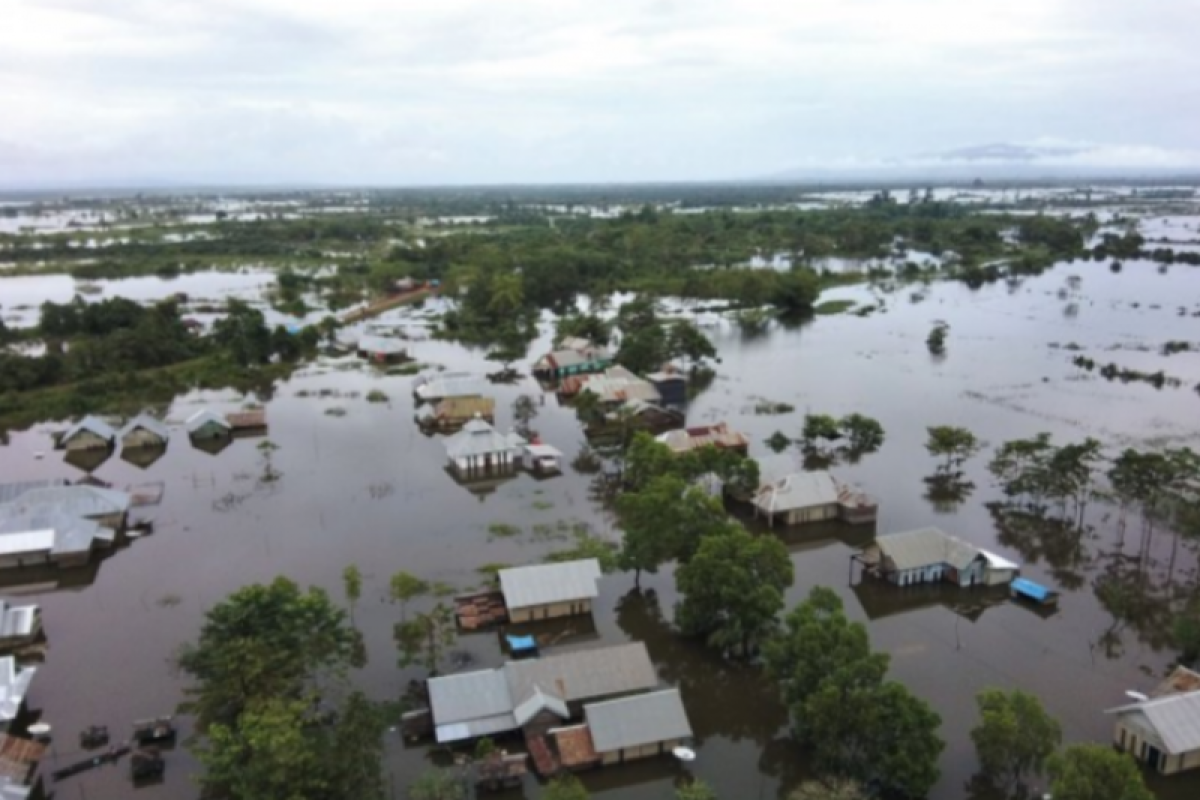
225;409;267;436
521;442;564;475
656;422;749;455
131;716;175;746
0;657;37;730
186;410;232;441
473;750;527;791
753;470;878;527
418;396;495;431
0;599;41;654
1107;667;1200;775
443;417;525;476
356;334;408;364
414;372;488;404
532;338;613;381
0;732;47;797
79;725;110;749
853;527;1019;588
499;559;601;624
118;414;170;450
646;369;688;407
585;688;693;766
57;416;116;452
130;747;165;782
1009;577;1058;607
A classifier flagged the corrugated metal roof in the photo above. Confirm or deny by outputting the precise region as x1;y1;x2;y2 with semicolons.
657;423;748;454
513;685;569;726
427;669;513;726
575;367;662;405
0;510;111;557
1107;690;1200;754
499;559;601;611
357;334;408;355
444;419;525;460
0;480;69;506
435;714;517;744
525;444;563;458
0;603;38;640
0;657;35;722
754;471;840;514
416;375;488;401
61;415;116;444
981;549;1020;571
119;413;171;442
505;642;657;704
0;531;55;558
185;410;231;435
2;485;130;517
873;527;982;571
585;688;691;753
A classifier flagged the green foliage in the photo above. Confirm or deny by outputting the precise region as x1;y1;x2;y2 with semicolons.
1046;744;1153;800
544;524;620;573
394;602;456;675
473;736;496;761
989;434;1102;520
342;564;362;623
214;299;274;366
800;412;885;464
543;774;591;800
814;299;856;316
555;313;612;346
668;320;718;367
766;431;792;453
676;779;719;800
366;389;389;403
925;425;982;472
788;778;869;800
839;413;885;453
389;571;429;620
676;526;793;657
926;322;948;355
970;688;1062;785
177;578;381;800
801;414;842;448
408;767;465;800
765;587;943;798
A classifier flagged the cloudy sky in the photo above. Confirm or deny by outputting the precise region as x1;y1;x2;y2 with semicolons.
2;0;1198;186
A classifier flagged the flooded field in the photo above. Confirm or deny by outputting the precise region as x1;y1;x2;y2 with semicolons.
2;216;1200;798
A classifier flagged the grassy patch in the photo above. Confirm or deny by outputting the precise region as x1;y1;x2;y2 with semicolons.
815;299;857;315
487;522;523;539
531;500;555;511
366;389;389;403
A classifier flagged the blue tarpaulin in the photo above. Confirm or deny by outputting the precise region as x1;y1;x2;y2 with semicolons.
1011;577;1054;603
506;634;537;652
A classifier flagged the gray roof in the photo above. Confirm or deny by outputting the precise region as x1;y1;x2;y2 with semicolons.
513;685;569;726
0;601;38;640
444;418;525;460
872;527;982;571
499;559;601;611
185;409;231;434
416;374;487;401
1107;691;1200;754
579;367;661;405
119;413;171;442
61;415;116;444
754;471;840;514
357;334;407;355
505;642;657;705
585;688;692;753
0;480;69;506
428;669;512;726
0;657;35;722
1;485;131;518
0;510;112;557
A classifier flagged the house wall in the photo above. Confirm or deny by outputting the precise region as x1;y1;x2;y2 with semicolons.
599;738;681;765
509;599;592;623
451;451;518;473
90;512;126;531
984;567;1017;586
1114;719;1200;775
65;431;109;451
0;550;53;569
838;504;878;524
784;502;840;525
191;421;230;440
122;429;165;449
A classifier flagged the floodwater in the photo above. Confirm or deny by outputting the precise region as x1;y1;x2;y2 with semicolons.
2;234;1200;798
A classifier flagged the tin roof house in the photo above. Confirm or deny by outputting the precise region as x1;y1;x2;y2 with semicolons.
0;601;40;652
0;485;130;570
533;339;613;380
414;372;488;404
185;410;232;441
443;417;525;476
118;414;170;450
753;471;879;527
1107;671;1200;775
854;527;1018;589
499;559;602;624
656;422;749;455
584;688;692;766
0;657;35;730
58;416;116;452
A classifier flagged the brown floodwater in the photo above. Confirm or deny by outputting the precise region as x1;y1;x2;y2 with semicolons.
3;247;1200;799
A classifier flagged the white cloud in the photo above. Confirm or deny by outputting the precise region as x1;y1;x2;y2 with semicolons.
1;0;1198;184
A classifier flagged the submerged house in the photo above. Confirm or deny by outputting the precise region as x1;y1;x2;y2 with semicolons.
533;339;613;380
426;642;659;743
0;657;36;730
58;416;116;452
185;410;232;441
0;732;47;799
499;559;602;623
753;471;879;527
646;370;688;407
1;485;130;530
1107;674;1200;775
0;485;131;569
356;334;408;363
0;601;40;652
855;527;1018;588
417;396;495;431
656;422;749;455
414;372;488;404
584;688;692;765
118;414;170;450
560;366;661;405
522;443;564;475
443;418;525;475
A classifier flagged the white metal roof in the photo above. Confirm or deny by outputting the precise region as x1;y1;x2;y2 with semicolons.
513;685;569;726
0;657;35;722
1107;690;1200;754
416;375;487;401
444;419;525;460
61;415;116;444
499;559;601;611
585;688;692;753
427;669;512;726
871;527;982;571
2;485;130;517
357;334;407;355
505;642;657;704
0;480;69;506
185;409;231;434
979;549;1020;571
524;444;564;458
0;530;55;557
0;602;38;639
754;471;840;514
119;413;170;442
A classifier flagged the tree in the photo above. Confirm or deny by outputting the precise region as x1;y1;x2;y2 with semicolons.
543;774;590;800
801;414;842;451
409;767;466;800
675;526;793;657
925;425;982;472
555;313;612;346
616;325;668;374
394;602;456;675
839;413;885;455
789;778;869;800
1046;744;1153;800
389;571;429;621
512;394;538;438
668;320;717;368
771;268;820;313
213;298;273;366
342;564;362;625
676;779;718;800
927;322;948;355
970;688;1062;786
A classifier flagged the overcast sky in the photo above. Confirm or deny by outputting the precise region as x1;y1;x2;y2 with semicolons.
3;0;1198;186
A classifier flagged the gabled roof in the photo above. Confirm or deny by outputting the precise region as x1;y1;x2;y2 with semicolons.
0;480;69;506
119;413;170;442
585;688;692;753
61;415;116;444
428;669;512;726
1107;690;1200;754
754;471;840;514
499;559;601;611
871;527;982;571
357;334;407;355
571;367;661;404
505;642;657;705
657;422;748;454
2;485;131;517
444;418;525;460
0;602;38;640
0;511;112;557
416;374;487;401
513;685;569;726
980;549;1020;571
186;409;231;434
0;657;35;722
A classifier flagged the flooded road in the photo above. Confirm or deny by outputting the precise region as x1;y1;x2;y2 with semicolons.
2;249;1200;798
